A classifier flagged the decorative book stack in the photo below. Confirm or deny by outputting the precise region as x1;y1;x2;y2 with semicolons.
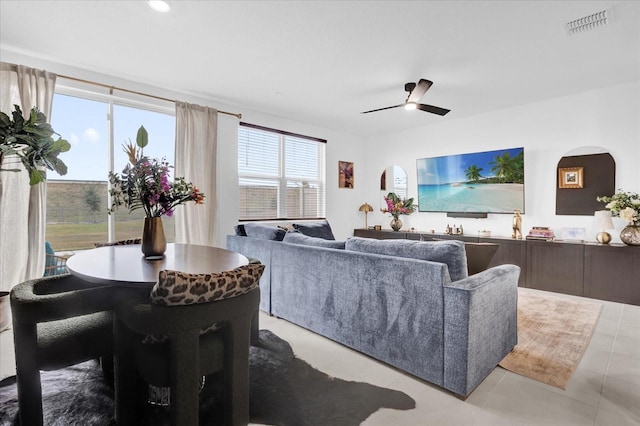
526;226;555;241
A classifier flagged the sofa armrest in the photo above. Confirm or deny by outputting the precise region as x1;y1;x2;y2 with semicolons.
226;235;275;313
443;264;520;397
11;274;114;323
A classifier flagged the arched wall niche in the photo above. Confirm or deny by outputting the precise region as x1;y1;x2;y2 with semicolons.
556;146;615;216
380;166;408;210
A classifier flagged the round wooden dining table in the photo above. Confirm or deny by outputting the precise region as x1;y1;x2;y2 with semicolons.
66;243;249;288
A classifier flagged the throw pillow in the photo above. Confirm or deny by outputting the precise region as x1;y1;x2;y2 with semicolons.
345;237;468;282
150;263;265;306
283;231;345;249
292;220;335;240
234;224;247;236
244;223;286;241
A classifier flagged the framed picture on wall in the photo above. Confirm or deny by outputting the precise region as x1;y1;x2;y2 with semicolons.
338;161;354;189
558;167;583;189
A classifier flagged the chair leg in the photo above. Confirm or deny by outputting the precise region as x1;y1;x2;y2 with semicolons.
171;332;200;426
13;321;44;426
114;315;139;426
250;309;259;346
225;321;251;426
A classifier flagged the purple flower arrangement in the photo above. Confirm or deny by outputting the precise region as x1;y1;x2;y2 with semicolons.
108;126;204;218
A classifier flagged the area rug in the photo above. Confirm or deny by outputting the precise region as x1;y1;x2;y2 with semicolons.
499;289;602;389
0;330;415;425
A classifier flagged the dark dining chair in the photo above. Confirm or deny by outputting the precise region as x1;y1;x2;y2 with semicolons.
10;274;114;426
115;264;264;426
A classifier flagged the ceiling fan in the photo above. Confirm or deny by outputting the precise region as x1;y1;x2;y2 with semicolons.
361;79;450;116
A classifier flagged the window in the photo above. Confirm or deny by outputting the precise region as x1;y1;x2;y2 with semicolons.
238;123;326;221
46;90;175;251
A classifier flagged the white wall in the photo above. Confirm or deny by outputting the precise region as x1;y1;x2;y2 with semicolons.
362;81;640;243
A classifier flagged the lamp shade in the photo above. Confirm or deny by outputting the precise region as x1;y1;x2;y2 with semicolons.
358;203;373;212
593;210;614;230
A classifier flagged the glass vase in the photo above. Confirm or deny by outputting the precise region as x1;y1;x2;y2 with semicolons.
620;224;640;246
142;216;167;259
390;217;402;232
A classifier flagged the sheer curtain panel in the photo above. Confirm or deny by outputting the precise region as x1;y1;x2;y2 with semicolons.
174;102;218;246
0;63;56;292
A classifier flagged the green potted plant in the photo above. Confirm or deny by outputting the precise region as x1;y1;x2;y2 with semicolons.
0;104;70;185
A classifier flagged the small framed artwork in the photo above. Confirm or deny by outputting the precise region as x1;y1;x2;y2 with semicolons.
338;161;354;188
558;167;583;189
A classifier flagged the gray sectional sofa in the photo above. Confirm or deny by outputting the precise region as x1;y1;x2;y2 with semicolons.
227;223;519;398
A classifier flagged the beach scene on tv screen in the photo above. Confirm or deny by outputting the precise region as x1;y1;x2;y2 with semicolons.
416;147;524;213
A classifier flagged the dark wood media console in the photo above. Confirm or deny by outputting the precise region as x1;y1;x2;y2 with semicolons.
353;228;640;306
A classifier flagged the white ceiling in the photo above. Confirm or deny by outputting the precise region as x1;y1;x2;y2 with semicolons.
1;1;638;137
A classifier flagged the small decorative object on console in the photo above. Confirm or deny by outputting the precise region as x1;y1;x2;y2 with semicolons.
526;226;555;241
592;210;614;244
358;202;374;229
382;192;416;231
512;210;522;239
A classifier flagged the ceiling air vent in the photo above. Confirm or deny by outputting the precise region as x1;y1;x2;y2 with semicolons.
566;10;610;35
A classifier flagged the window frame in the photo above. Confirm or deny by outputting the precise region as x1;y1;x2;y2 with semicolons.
48;83;175;246
238;122;327;222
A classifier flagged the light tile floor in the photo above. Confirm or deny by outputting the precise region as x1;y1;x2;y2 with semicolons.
1;288;639;425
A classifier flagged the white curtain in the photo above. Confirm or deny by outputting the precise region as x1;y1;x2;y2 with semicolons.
0;63;56;292
174;102;218;246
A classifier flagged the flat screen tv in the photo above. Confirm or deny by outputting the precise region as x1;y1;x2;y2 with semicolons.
416;147;524;215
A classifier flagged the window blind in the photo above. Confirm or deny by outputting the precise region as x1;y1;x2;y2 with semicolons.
238;123;326;220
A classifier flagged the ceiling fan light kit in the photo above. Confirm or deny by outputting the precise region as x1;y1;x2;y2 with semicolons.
362;79;450;116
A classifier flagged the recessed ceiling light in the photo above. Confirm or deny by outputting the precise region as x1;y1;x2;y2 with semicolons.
148;1;171;13
404;102;417;111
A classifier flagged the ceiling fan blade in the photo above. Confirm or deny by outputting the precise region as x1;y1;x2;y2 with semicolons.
407;79;433;103
416;103;450;116
360;104;405;114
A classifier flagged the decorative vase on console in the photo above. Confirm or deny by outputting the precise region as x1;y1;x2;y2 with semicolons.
597;190;640;246
108;126;205;259
382;192;416;232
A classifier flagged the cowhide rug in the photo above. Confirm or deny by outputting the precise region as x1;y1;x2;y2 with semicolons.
0;330;415;425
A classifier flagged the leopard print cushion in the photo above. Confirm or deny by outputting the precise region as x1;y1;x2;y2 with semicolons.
150;263;265;306
94;238;141;247
142;264;264;344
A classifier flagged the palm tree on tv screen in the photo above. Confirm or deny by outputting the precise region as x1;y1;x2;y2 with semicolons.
464;164;483;182
489;151;524;183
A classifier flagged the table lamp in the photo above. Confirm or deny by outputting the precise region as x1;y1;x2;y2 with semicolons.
593;210;614;244
358;203;374;229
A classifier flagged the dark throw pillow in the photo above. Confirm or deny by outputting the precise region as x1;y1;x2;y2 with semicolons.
244;223;286;241
292;220;335;240
234;224;247;236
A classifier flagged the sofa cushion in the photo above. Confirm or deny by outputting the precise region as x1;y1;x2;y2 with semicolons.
244;223;286;241
345;237;468;282
283;231;345;249
292;220;335;240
